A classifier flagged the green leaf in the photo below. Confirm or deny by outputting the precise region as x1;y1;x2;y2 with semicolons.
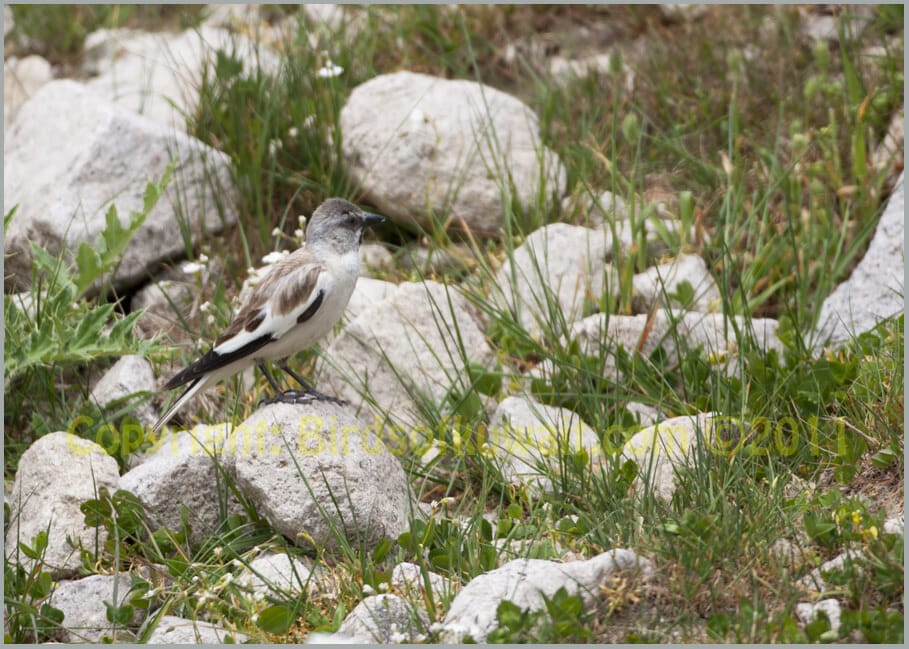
105;602;134;625
257;605;296;634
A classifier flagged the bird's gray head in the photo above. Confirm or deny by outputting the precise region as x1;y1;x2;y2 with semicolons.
305;198;384;252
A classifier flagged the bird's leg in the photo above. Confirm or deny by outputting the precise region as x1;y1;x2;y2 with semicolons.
279;362;347;406
257;362;294;406
279;363;316;392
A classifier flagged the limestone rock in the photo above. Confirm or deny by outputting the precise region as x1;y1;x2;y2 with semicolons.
340;71;565;236
82;26;278;130
119;424;242;544
89;355;158;428
4;80;237;293
631;253;721;313
494;223;615;335
145;616;248;644
337;594;430;643
4;55;53;131
49;573;144;643
814;175;904;349
621;413;721;501
489;396;601;492
228;402;413;552
796;598;842;635
5;432;119;578
391;561;453;607
441;549;653;642
319;280;493;430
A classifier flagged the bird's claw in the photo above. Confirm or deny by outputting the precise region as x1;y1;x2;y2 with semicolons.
259;390;347;408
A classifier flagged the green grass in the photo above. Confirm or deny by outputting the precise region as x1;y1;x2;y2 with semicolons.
4;4;904;645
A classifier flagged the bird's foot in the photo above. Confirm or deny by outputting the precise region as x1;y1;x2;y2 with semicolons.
285;389;348;406
259;390;347;407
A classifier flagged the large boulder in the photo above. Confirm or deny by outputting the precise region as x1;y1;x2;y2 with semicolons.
340;71;566;236
814;174;904;349
4;80;237;292
319;280;493;430
82;25;278;130
227;402;414;552
5;432;119;578
119;424;243;544
3;54;53;131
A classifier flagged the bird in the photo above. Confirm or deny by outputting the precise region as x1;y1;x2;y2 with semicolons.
151;198;384;435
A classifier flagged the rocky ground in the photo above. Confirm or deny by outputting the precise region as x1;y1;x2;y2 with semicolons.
3;4;904;644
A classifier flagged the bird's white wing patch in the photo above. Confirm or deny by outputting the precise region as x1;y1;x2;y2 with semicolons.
213;267;334;355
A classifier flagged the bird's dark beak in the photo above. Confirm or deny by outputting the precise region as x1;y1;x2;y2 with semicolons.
362;212;385;228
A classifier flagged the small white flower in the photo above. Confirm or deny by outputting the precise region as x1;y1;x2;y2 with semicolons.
192;575;200;583
271;227;282;237
288;126;299;138
250;614;259;624
198;253;209;263
212;546;222;557
247;266;257;276
298;214;307;227
378;581;389;592
362;584;376;595
317;60;344;78
267;138;283;156
302;115;316;129
261;250;288;265
199;301;211;313
182;261;205;275
294;228;304;239
389;631;407;644
206;314;216;325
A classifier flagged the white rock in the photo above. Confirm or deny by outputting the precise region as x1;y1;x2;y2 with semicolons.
228;402;413;552
814;174;904;349
871;110;904;176
337;594;430;643
489;396;601;492
359;242;394;274
631;253;721;313
5;432;119;578
49;573;143;642
145;615;247;644
304;631;359;644
441;549;653;642
798;549;866;591
340;71;566;236
678;311;783;375
131;278;196;340
391;561;452;606
660;4;708;21
89;355;158;428
625;401;661;427
621;413;721;501
119;424;242;544
494;223;615;335
548;52;635;93
4;55;53;131
82;26;278;130
237;552;327;599
319;280;493;430
342;277;398;326
796;598;842;634
883;514;903;536
4;80;237;293
201;3;261;30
